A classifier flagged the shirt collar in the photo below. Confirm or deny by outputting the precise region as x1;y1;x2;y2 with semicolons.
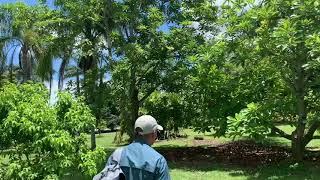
134;138;150;146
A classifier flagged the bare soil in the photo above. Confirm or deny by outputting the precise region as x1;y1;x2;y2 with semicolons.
157;140;320;167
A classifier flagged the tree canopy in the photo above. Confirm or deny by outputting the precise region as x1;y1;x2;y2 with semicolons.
1;0;320;169
0;83;105;179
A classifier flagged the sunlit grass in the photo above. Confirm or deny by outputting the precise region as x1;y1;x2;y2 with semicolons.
85;125;320;149
3;125;320;180
169;161;320;180
264;125;320;149
80;125;320;180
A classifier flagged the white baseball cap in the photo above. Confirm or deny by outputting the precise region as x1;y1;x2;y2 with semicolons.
134;115;163;135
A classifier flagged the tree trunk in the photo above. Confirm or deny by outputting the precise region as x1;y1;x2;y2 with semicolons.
292;60;307;161
58;57;68;91
89;72;97;150
82;62;97;150
89;74;97;150
21;45;31;82
291;134;305;161
95;65;104;133
127;64;139;141
128;88;139;141
76;66;80;96
90;126;96;150
49;71;52;99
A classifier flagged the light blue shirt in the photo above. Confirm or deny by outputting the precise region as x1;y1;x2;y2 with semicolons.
113;139;171;180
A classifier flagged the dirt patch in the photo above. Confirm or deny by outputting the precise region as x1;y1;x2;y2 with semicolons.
158;140;291;167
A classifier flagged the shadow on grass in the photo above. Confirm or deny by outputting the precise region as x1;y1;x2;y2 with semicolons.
159;140;320;180
256;136;291;148
62;139;320;180
169;161;320;180
250;161;320;180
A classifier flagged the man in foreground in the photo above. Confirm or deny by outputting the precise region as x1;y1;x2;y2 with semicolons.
94;115;170;180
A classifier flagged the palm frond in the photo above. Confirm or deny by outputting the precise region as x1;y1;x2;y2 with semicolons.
36;48;54;81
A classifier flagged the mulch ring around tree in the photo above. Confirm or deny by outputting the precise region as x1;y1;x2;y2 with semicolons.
157;140;320;167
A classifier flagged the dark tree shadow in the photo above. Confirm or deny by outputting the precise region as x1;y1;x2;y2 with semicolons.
63;140;320;180
169;160;320;180
159;140;320;180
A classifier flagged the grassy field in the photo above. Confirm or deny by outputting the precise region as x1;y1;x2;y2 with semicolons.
92;126;320;149
169;161;320;180
259;125;320;149
2;125;320;180
87;126;320;180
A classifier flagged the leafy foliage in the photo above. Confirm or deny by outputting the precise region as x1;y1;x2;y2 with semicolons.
217;0;320;160
227;103;271;140
143;91;188;133
0;83;105;179
0;3;62;82
2;0;320;162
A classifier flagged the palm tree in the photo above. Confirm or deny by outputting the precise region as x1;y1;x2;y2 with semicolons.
3;26;43;82
0;42;7;81
63;64;82;95
54;0;118;149
58;55;70;91
0;3;57;83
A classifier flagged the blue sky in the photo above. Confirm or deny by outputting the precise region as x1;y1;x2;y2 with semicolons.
1;0;38;5
1;0;55;7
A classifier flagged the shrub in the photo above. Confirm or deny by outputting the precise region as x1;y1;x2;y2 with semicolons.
0;83;105;179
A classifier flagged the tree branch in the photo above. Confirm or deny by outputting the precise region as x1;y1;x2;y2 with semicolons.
137;60;182;106
138;82;162;106
271;126;292;140
136;62;158;86
312;135;320;139
303;121;320;146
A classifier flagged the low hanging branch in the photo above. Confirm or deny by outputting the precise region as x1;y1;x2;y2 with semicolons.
138;61;182;106
270;125;292;140
138;82;162;106
270;121;320;145
303;121;320;146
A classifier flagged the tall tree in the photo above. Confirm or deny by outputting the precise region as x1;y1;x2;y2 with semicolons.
111;0;205;140
217;0;320;161
0;3;59;83
55;0;109;149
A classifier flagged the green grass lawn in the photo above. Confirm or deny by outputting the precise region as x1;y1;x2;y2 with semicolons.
258;125;320;149
92;128;235;149
92;125;320;150
3;125;320;180
169;161;320;180
83;125;320;180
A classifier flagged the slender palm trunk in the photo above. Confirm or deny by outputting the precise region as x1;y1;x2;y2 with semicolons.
49;71;53;99
83;56;98;150
90;126;96;150
9;58;13;82
58;57;68;91
96;62;104;125
76;71;80;95
21;45;32;82
75;63;81;96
